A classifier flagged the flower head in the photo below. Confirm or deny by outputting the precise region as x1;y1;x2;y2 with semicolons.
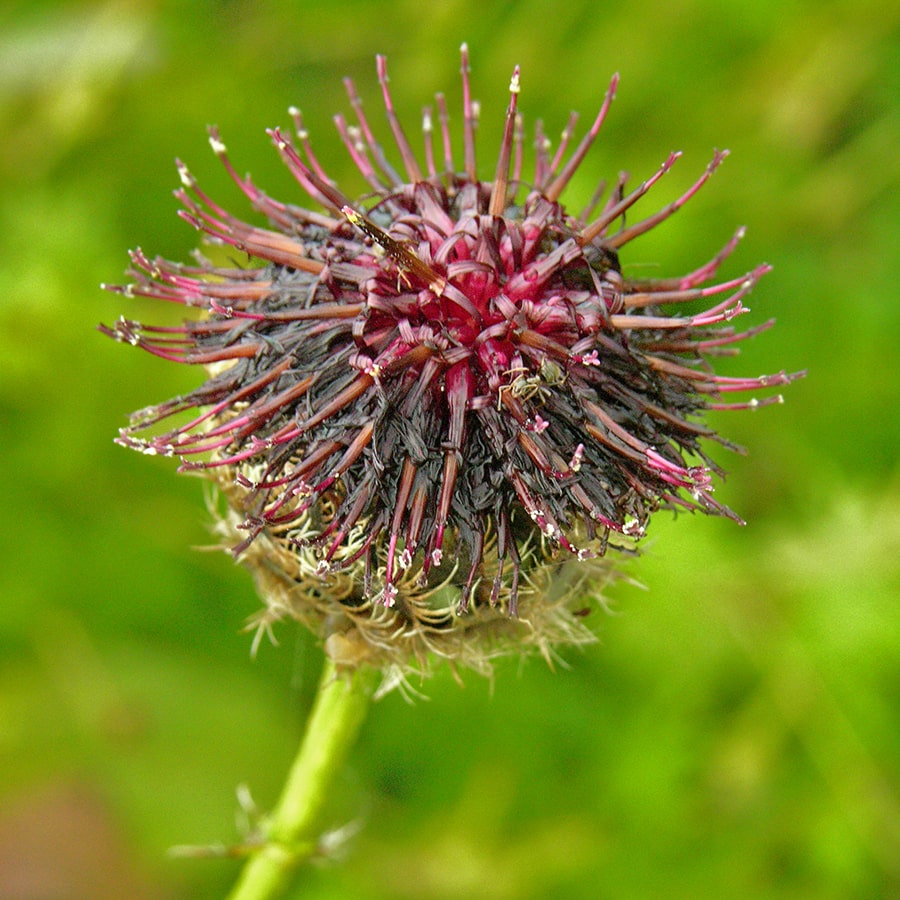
102;47;802;675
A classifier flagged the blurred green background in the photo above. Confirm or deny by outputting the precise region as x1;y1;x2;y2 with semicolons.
1;0;898;897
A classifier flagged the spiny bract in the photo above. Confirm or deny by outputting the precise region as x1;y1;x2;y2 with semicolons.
102;47;801;675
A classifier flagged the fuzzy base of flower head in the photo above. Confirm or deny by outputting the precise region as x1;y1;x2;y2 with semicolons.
102;46;803;676
212;491;623;679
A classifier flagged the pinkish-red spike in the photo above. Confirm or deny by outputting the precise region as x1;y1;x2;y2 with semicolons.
579;151;681;246
422;106;437;178
605;149;729;250
434;93;454;175
343;75;402;185
488;66;521;216
622;264;770;310
268;127;351;212
287;106;333;186
376;54;423;184
544;73;618;202
548;110;580;177
460;43;477;182
533;119;550;187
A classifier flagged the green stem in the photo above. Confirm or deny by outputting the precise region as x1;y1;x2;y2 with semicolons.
226;657;376;900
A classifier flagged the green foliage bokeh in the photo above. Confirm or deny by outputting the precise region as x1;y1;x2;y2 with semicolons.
0;1;897;897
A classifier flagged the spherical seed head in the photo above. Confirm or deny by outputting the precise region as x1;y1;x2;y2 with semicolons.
101;49;802;676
